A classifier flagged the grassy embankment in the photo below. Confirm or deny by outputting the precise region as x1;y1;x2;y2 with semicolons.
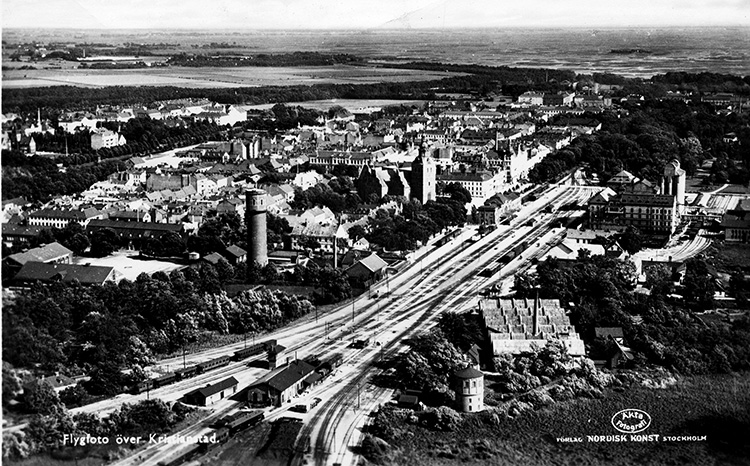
367;372;750;466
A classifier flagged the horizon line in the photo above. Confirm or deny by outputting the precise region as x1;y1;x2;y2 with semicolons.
4;24;749;31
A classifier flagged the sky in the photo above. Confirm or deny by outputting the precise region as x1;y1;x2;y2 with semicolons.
3;0;749;30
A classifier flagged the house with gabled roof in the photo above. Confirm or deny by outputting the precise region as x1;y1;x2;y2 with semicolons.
345;252;388;282
13;262;116;286
6;242;73;269
185;377;239;406
223;245;247;264
246;360;316;407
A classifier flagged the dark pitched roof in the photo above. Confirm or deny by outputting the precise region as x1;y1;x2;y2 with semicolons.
454;367;483;379
87;219;184;233
303;372;323;385
202;252;224;265
14;262;114;285
224;245;247;258
397;394;420;406
191;377;238;399
266;360;316;392
1;223;44;238
29;208;99;220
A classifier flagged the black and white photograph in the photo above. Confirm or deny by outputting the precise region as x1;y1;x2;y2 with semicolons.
1;1;749;465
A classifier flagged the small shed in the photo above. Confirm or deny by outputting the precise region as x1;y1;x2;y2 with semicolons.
397;394;424;411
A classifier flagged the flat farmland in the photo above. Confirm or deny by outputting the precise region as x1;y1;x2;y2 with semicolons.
1;65;462;89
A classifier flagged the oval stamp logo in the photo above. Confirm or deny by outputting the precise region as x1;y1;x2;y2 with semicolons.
611;409;651;433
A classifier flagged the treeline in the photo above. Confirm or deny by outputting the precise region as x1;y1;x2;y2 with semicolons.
2;266;315;397
385;61;576;85
529;100;750;184
514;254;750;376
1;155;126;202
31;118;224;159
1;79;443;114
651;71;750;93
167;51;361;67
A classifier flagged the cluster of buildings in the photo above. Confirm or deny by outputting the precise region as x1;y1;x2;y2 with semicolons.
587;160;687;237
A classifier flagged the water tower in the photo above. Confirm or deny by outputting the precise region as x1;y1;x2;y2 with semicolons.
246;189;268;267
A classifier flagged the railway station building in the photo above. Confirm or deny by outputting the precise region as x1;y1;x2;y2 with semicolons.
247;360;316;407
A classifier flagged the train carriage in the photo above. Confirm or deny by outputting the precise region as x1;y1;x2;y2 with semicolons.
225;411;264;435
152;372;179;388
175;365;199;380
232;339;278;361
131;379;153;394
197;355;231;373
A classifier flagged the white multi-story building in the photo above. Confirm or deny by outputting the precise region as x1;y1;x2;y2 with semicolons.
91;129;125;150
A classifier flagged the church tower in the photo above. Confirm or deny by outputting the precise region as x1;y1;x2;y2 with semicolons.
411;145;436;204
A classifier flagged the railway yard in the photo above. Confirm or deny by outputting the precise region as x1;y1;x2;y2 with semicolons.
75;182;603;466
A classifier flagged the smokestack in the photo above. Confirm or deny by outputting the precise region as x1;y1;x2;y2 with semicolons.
533;289;540;336
333;234;338;269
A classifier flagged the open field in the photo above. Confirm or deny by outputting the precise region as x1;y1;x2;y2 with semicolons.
2;65;461;89
369;372;750;466
72;250;184;282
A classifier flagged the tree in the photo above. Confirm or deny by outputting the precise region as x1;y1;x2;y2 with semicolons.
395;330;467;399
214;257;235;282
315;266;352;304
24;379;64;415
263;262;279;284
89;228;118;257
443;182;472;204
140;237;163;257
59;384;91;409
24;410;76;452
65;232;90;255
348;224;367;241
2;431;32;460
2;365;22;406
159;231;185;257
618;226;643;254
683;258;716;310
438;312;483;352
